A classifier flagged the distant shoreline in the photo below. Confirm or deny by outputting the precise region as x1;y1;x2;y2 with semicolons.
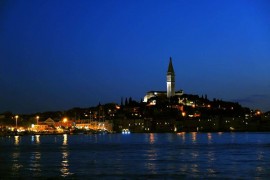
1;130;270;137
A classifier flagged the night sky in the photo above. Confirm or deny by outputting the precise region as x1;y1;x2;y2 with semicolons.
1;0;270;114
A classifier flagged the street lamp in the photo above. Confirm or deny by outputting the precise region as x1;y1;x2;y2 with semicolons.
63;118;68;129
15;115;19;129
36;116;39;125
63;118;68;123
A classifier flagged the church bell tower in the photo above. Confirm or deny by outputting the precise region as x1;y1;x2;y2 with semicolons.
167;57;175;98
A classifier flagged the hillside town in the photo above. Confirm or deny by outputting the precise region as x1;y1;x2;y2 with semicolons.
1;58;270;135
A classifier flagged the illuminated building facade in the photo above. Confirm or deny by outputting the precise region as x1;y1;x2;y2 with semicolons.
144;57;183;102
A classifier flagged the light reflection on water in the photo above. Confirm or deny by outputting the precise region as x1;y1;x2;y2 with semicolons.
145;147;157;174
63;134;68;145
11;152;22;173
1;133;270;179
14;135;19;145
36;135;40;144
177;132;186;142
207;133;212;144
29;152;41;176
191;132;197;144
61;134;72;177
149;133;155;144
31;135;40;144
61;150;71;177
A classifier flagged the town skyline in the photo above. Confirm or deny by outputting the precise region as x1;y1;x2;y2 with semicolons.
1;57;268;115
1;0;270;114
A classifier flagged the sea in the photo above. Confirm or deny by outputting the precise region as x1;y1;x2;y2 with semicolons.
0;132;270;179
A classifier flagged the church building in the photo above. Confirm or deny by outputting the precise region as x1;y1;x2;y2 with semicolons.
143;57;183;103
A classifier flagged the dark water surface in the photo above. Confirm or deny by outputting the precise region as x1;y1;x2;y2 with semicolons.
0;133;270;179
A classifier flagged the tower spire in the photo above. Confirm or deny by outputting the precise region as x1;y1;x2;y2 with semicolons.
167;57;175;98
167;57;175;75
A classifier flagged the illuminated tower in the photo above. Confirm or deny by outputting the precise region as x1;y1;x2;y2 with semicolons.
167;57;175;98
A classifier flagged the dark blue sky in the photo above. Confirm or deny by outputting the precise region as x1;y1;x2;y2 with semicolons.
1;0;270;114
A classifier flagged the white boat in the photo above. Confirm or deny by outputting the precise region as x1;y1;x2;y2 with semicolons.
122;129;130;134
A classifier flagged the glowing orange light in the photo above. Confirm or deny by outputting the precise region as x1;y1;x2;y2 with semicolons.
63;118;68;123
255;111;261;115
182;112;186;117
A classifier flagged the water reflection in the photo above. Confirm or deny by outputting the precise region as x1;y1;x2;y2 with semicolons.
207;151;215;162
256;166;265;174
29;152;41;176
12;152;22;173
145;146;157;174
31;135;40;144
2;133;270;179
257;151;264;161
207;133;212;144
191;132;197;144
191;164;199;173
177;132;186;142
14;135;20;145
256;151;265;174
36;135;40;144
167;133;173;143
230;133;235;143
61;134;72;177
146;148;157;161
207;168;216;177
63;134;68;145
149;133;155;144
207;151;216;176
191;151;199;159
60;151;70;177
218;132;223;135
